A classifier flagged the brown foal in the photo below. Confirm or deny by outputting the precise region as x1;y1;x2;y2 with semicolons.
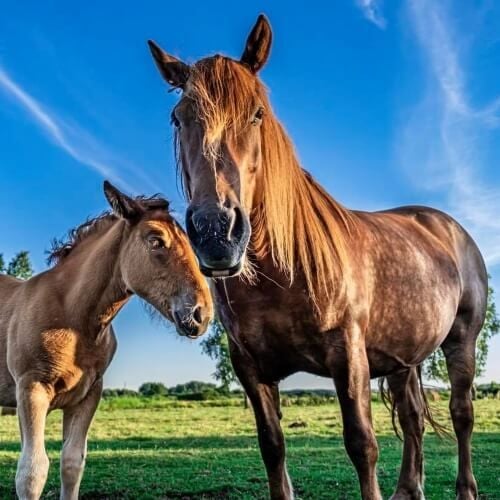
0;181;213;500
149;15;487;500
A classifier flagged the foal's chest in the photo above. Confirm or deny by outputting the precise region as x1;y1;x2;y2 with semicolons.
40;327;115;408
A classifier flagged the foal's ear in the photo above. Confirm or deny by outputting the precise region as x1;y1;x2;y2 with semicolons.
240;14;272;73
103;181;142;220
148;40;190;89
142;198;170;211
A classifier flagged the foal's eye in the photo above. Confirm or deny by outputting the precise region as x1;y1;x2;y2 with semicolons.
252;107;264;125
147;236;165;250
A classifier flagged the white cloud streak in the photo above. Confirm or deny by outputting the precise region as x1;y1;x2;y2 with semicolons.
0;66;153;193
400;0;500;267
356;0;387;29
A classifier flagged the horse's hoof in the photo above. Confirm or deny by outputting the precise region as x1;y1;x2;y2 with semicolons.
455;479;478;499
389;487;425;500
456;493;477;500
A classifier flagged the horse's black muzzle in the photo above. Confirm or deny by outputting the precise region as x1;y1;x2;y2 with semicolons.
186;204;250;278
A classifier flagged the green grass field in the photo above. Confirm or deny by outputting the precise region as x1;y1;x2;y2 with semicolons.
1;399;499;499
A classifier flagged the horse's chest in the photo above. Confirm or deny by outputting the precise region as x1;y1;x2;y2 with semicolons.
218;292;328;379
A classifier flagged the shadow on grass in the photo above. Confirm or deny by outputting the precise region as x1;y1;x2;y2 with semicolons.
1;434;499;499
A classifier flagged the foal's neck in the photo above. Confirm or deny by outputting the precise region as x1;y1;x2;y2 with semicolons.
52;220;130;337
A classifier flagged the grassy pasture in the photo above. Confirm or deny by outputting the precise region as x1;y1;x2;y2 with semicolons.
1;399;499;499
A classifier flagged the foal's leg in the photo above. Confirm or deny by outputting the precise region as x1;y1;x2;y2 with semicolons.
387;368;425;500
230;344;292;499
60;379;102;500
330;333;382;500
15;379;51;500
442;321;478;500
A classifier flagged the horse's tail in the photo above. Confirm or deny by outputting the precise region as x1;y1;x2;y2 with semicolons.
416;365;451;437
378;376;401;440
379;365;450;439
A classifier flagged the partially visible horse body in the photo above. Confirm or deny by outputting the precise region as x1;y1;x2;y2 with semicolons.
0;182;213;500
150;15;487;500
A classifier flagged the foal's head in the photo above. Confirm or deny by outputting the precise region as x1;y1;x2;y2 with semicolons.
103;181;213;338
149;15;273;278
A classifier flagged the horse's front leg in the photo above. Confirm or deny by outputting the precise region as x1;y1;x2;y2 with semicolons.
329;326;382;500
229;340;293;500
15;378;51;500
60;378;103;500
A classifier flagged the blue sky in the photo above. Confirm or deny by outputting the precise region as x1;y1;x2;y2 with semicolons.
1;1;499;389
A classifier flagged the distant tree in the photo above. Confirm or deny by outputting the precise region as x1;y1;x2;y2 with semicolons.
425;279;500;384
0;251;34;280
201;320;238;391
138;382;168;397
168;381;218;395
102;388;139;398
475;382;500;399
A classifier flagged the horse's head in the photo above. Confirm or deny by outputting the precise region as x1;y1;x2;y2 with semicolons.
148;15;273;278
103;181;213;338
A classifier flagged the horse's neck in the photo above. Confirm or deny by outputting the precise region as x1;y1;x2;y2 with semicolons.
51;222;129;336
249;161;352;310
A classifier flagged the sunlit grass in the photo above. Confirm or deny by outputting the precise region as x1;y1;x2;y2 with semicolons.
1;400;499;498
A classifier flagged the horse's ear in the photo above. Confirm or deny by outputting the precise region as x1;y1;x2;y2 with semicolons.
148;40;190;89
103;181;142;220
240;14;272;73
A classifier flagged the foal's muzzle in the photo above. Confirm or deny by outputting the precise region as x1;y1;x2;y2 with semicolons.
172;303;210;339
186;204;251;278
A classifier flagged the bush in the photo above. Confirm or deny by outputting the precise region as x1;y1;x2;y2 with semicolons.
138;382;168;397
102;388;139;398
176;389;220;401
476;382;500;399
169;381;218;395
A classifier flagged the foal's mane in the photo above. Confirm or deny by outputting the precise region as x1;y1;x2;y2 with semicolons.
179;56;356;303
47;195;170;266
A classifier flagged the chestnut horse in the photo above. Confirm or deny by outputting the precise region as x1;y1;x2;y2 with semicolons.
149;15;487;500
0;182;213;500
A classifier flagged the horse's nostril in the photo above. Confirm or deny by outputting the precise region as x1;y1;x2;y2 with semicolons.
190;211;211;236
192;305;202;325
186;208;198;238
230;206;244;241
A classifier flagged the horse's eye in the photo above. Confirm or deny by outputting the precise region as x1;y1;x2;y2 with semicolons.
171;113;181;129
147;236;165;250
252;107;264;125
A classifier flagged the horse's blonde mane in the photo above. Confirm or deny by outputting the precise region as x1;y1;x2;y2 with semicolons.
184;56;356;305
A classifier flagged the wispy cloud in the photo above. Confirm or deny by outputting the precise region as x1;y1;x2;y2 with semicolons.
400;0;500;266
0;66;155;193
356;0;386;29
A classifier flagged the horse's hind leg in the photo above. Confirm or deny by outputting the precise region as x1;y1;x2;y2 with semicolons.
387;368;425;500
442;312;481;500
60;378;102;500
15;379;51;500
